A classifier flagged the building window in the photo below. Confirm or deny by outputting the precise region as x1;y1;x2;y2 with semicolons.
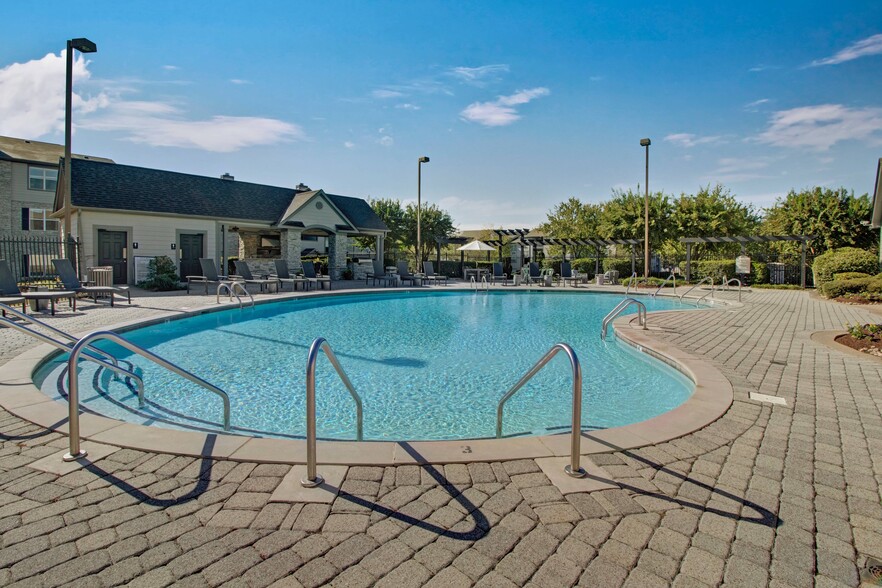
29;208;59;232
28;166;58;191
257;235;281;257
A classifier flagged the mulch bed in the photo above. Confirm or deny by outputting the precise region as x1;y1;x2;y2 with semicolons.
835;325;882;358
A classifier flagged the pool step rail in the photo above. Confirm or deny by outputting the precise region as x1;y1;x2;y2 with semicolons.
601;297;647;340
217;281;254;308
678;277;714;302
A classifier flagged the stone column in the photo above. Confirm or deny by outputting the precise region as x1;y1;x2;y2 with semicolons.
327;233;349;279
282;229;303;273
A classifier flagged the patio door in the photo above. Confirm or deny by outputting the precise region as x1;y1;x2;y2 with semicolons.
97;230;127;284
179;233;204;279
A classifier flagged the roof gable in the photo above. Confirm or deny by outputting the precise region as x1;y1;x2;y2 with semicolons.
277;190;353;231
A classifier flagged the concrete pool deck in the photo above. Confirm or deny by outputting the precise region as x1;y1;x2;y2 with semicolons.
0;282;881;586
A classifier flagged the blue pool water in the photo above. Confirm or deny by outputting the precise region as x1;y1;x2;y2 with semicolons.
35;290;695;441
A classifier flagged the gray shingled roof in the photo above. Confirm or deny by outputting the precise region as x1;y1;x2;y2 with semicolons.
69;159;387;232
0;135;113;165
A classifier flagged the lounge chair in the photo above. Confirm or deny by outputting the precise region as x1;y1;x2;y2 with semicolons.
271;259;309;291
234;261;280;293
366;259;394;287
422;261;448;286
0;260;76;315
489;262;510;285
600;270;619;285
52;258;130;306
187;258;226;294
302;261;331;290
396;261;423;286
559;262;581;287
526;262;544;285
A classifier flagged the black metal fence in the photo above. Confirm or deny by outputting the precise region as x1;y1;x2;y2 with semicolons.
0;235;81;284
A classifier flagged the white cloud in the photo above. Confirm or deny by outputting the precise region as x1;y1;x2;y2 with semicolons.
344;141;355;149
0;50;303;152
372;89;405;99
709;157;773;182
395;103;420;110
229;79;251;85
377;135;394;147
748;64;777;72
810;33;882;66
744;98;770;111
0;50;105;138
460;87;550;127
589;76;604;82
756;104;882;150
449;64;509;85
162;65;180;71
663;133;724;147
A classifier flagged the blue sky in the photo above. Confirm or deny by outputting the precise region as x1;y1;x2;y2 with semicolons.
1;1;881;229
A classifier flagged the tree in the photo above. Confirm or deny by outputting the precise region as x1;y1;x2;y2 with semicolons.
671;184;761;259
538;198;602;258
598;187;673;256
402;202;456;264
358;198;406;253
762;187;876;255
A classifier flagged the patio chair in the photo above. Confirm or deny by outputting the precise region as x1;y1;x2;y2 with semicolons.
396;261;423;286
302;261;332;290
186;258;223;294
422;261;448;285
601;270;619;285
52;258;130;306
234;261;281;293
272;259;309;291
489;262;510;285
526;262;544;285
366;259;394;287
559;262;581;287
0;260;76;315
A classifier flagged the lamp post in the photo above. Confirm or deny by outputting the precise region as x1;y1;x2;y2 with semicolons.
417;156;430;265
63;38;97;259
640;138;651;278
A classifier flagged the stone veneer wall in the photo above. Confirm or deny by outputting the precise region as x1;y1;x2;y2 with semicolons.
327;234;349;279
281;230;302;273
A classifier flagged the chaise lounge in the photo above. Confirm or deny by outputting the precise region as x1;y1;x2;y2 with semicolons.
0;260;76;316
53;258;131;306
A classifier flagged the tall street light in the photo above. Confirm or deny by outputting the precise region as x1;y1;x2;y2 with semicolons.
417;156;430;265
640;138;651;278
63;38;97;259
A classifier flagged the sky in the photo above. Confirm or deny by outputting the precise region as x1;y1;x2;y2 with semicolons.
1;1;881;230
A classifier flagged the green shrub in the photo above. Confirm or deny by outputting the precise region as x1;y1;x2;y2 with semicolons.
819;277;872;299
138;255;181;291
833;272;871;281
751;262;769;284
691;260;735;283
812;247;879;288
602;258;633;278
570;257;597;274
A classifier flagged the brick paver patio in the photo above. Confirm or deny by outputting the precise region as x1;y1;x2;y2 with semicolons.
1;285;881;587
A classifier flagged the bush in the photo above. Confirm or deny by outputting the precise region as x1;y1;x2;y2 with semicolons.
691;260;735;283
812;247;879;288
570;257;596;275
602;258;633;278
751;262;769;284
833;272;871;281
137;255;181;291
818;277;882;299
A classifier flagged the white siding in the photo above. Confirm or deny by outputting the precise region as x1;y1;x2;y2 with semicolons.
78;210;217;284
294;195;348;230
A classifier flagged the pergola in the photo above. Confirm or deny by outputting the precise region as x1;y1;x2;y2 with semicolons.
679;235;815;287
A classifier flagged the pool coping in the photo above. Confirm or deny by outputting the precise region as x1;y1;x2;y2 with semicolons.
0;286;735;465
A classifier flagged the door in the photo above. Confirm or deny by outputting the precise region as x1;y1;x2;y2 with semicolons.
97;230;127;284
179;233;204;279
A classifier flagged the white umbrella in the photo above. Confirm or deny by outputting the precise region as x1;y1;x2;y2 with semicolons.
457;240;496;252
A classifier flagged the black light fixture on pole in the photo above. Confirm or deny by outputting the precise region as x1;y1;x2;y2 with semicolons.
63;38;97;260
640;138;651;278
417;156;430;265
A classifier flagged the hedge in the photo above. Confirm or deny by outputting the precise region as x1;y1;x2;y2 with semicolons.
812;247;879;288
833;272;871;281
691;260;735;283
819;277;882;299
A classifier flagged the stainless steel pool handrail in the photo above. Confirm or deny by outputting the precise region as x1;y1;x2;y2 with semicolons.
496;343;586;478
302;337;364;487
678;276;714;302
723;277;743;302
601;297;647;340
651;272;677;297
217;281;254;308
65;330;231;461
0;304;145;398
624;272;639;295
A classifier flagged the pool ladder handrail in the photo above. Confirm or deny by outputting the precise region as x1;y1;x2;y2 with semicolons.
65;330;231;462
651;272;677;297
601;297;647;340
302;337;364;488
678;277;714;302
624;272;639;295
217;281;254;308
722;276;743;302
496;343;586;478
0;303;145;396
469;276;489;292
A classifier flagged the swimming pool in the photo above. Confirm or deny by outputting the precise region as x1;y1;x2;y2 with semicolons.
35;290;694;441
